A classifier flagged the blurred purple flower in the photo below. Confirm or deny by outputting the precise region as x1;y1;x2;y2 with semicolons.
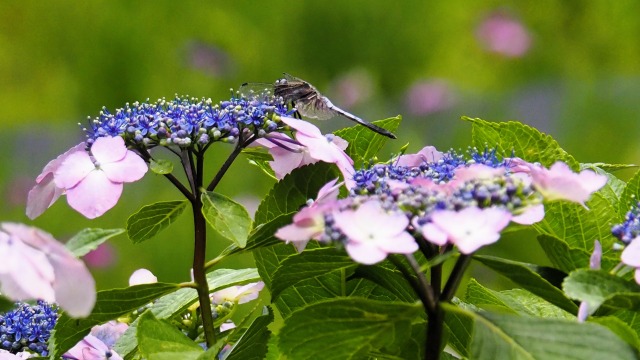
329;70;374;108
184;41;234;77
84;243;117;269
476;12;532;58
405;80;455;116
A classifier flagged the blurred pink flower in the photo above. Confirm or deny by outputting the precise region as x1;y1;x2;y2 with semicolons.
333;200;418;264
276;179;342;252
129;268;158;286
405;80;455;116
84;243;117;269
419;207;512;254
0;223;95;317
211;281;265;305
528;162;607;207
65;321;127;359
621;237;640;284
329;70;373;108
511;204;544;225
476;12;532;58
578;240;602;322
90;321;129;348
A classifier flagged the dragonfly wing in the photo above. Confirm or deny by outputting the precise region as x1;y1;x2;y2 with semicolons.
238;82;273;100
295;97;336;120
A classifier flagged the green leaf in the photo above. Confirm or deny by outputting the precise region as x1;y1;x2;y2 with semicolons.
352;261;418;303
591;316;640;349
537;235;619;274
334;115;401;167
463;117;579;169
270;248;358;301
563;269;640;312
65;228;125;257
201;191;253;248
254;162;339;225
532;194;618;253
224;306;274;360
242;147;276;180
113;268;261;359
127;200;188;244
619;168;640;218
50;283;180;359
278;298;422;360
473;255;578;313
443;299;477;358
0;296;14;312
137;311;203;360
465;278;573;319
443;304;638;360
218;213;295;258
585;163;639;172
581;163;626;209
150;158;174;174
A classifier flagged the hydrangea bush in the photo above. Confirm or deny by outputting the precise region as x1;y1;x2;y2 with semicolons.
2;83;640;359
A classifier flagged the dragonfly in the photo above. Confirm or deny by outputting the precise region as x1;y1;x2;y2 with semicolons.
240;73;397;139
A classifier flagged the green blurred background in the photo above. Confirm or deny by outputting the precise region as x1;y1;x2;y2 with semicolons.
2;1;639;290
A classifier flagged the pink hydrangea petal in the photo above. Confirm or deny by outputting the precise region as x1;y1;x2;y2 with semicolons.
377;232;418;254
454;164;505;181
65;171;123;219
235;281;265;304
511;204;544;225
91;321;129;348
1;223;97;317
396;146;443;167
590;240;602;270
50;252;96;317
332;136;349;151
420;223;448;246
455;231;501;254
316;179;340;202
621;238;640;268
26;173;64;219
345;242;388;265
129;269;158;286
54;151;95;189
275;222;321;242
351;201;407;238
281;117;323;137
635;269;640;286
0;233;55;302
220;322;236;332
36;143;86;183
269;147;308;179
66;335;121;360
101;151;148;183
91;136;127;164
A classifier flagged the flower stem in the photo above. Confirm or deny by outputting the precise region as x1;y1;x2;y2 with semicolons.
191;193;216;346
206;133;257;192
441;254;472;302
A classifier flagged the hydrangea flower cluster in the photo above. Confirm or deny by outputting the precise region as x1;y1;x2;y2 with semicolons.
84;93;291;149
277;145;607;264
612;202;640;244
0;301;57;356
612;203;640;284
351;146;509;195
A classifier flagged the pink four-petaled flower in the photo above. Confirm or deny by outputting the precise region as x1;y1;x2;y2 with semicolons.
27;136;148;219
418;207;512;254
333;200;418;264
